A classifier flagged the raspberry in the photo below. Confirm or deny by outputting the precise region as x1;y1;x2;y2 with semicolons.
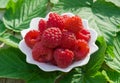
74;39;89;61
61;30;76;49
64;16;83;33
76;28;91;42
47;13;65;30
62;15;70;19
41;27;62;48
24;30;40;48
38;19;47;33
32;42;53;63
53;48;74;68
50;58;57;66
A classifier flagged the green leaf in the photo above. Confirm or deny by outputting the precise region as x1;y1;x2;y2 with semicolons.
58;69;107;83
0;20;6;35
52;0;120;45
105;46;115;59
0;10;5;20
3;0;49;32
0;0;9;9
102;70;120;83
85;72;107;83
50;0;59;4
0;33;20;48
105;32;120;73
105;0;120;7
0;47;59;83
83;36;107;75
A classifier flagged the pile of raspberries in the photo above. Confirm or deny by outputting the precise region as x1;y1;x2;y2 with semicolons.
24;12;91;68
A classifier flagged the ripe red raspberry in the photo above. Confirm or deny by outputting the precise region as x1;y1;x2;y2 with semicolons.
50;58;57;66
53;48;74;68
64;16;83;33
62;15;70;19
32;42;53;63
47;13;65;30
41;27;62;48
24;30;40;48
76;28;91;42
38;19;47;33
61;30;76;49
74;39;89;61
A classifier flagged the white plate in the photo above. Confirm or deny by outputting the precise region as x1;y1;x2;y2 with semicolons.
19;12;98;72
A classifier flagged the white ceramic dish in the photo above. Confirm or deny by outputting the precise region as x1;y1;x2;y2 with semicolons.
19;12;98;72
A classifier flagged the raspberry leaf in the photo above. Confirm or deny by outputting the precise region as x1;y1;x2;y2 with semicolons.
102;70;120;83
105;33;120;73
3;0;48;32
106;0;120;7
0;20;21;48
0;20;6;36
0;33;20;48
0;0;9;9
0;9;20;48
57;69;107;83
0;47;60;83
0;10;5;20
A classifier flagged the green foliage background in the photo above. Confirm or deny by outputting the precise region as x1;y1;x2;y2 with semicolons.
0;0;120;83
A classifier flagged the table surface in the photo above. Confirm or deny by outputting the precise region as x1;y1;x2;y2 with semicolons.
0;78;25;83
